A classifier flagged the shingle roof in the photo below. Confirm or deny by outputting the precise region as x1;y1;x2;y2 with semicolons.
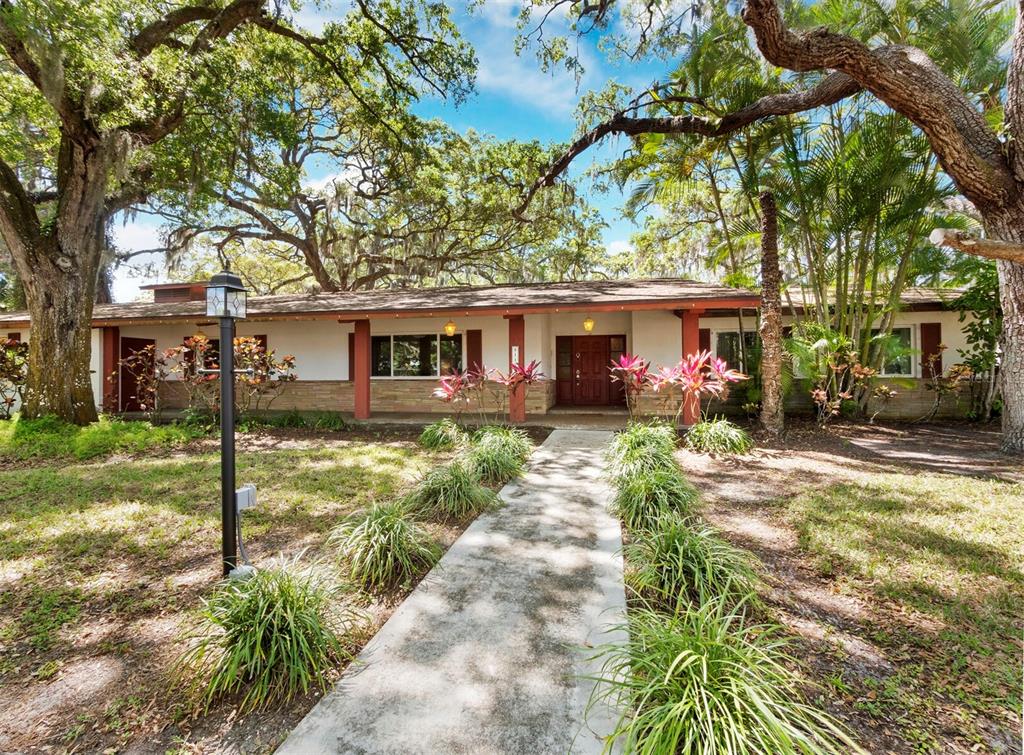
781;286;965;310
0;278;761;327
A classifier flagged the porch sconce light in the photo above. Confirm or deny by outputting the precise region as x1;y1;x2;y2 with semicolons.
583;315;595;333
443;319;458;337
205;269;249;578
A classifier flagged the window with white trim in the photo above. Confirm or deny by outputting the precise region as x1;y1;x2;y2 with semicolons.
371;334;463;377
870;327;913;376
714;331;760;373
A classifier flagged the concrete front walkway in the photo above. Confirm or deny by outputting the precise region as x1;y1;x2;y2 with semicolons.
277;430;625;755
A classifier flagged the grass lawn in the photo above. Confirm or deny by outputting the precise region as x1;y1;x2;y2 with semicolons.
0;423;466;753
676;421;1023;754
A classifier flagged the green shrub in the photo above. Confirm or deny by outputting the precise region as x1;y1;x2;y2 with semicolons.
606;421;678;478
0;415;204;460
330;501;442;590
175;561;355;713
684;417;753;455
589;597;859;755
418;418;466;450
311;411;349;432
610;467;699;531
268;409;306;429
625;513;756;608
471;425;533;462
403;460;497;522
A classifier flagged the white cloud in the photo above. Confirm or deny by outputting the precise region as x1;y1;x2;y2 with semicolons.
110;218;165;303
607;239;633;255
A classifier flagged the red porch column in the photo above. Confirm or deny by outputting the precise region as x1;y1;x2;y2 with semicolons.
353;320;371;420
506;314;526;423
101;326;120;413
680;309;705;425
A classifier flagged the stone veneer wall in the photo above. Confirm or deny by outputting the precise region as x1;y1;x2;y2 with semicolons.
158;378;558;415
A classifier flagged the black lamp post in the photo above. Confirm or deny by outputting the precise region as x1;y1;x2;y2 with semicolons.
205;270;248;576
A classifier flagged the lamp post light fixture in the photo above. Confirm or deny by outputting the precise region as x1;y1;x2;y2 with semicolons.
582;315;596;333
206;270;248;577
443;319;458;337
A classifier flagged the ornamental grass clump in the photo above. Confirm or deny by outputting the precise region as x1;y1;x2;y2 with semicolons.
610;466;699;532
418;418;467;450
465;426;533;484
589;596;860;755
404;459;497;522
625;513;757;608
684;416;753;455
174;559;355;713
605;421;679;479
330;501;442;591
472;425;533;462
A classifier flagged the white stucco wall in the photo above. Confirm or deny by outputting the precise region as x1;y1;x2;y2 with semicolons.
119;314;514;382
698;309;974;377
631;310;683;368
80;306;977;411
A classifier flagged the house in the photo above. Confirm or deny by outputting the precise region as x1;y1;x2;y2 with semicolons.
0;278;973;422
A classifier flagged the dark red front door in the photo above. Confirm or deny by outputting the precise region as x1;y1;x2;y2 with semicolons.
572;336;610;405
120;337;156;412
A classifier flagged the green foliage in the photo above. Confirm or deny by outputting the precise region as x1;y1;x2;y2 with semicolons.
310;412;350;432
403;460;497;522
605;421;679;478
625;513;756;608
684;417;753;455
589;597;858;755
418;418;467;450
464;425;533;484
175;560;355;713
267;409;306;429
17;585;83;652
472;425;533;461
330;501;441;591
610;467;700;532
0;415;205;460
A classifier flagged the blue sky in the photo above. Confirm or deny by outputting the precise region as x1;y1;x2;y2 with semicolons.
111;1;669;300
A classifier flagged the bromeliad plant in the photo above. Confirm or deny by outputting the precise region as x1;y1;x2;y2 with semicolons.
610;354;650;417
672;351;746;424
432;361;545;424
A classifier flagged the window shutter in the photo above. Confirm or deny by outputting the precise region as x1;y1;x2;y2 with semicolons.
348;332;355;381
920;322;942;377
698;328;710;352
466;329;483;371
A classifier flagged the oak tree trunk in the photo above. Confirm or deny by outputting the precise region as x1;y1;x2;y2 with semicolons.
986;207;1024;454
0;136;109;424
758;191;785;437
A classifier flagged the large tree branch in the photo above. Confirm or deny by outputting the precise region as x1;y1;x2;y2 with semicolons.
930;228;1024;264
131;5;219;57
0;2;95;143
740;0;1014;210
516;71;861;217
0;154;41;256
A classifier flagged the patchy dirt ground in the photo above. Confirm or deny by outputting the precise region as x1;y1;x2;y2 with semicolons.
677;419;1023;755
0;424;548;754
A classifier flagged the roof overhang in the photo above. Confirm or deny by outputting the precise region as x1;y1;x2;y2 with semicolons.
79;295;762;328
